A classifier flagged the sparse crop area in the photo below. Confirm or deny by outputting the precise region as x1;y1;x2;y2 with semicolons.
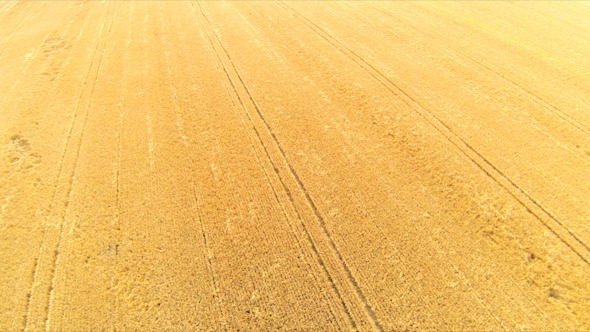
1;1;590;330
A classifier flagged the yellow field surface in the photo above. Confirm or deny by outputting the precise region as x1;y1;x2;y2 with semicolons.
1;1;590;330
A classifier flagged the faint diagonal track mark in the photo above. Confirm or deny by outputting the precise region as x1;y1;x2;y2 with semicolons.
277;1;590;266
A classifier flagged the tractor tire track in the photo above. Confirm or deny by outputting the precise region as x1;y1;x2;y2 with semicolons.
195;2;383;330
183;4;350;329
277;1;590;266
46;3;117;329
368;4;590;138
158;8;229;328
191;2;351;329
23;4;117;331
